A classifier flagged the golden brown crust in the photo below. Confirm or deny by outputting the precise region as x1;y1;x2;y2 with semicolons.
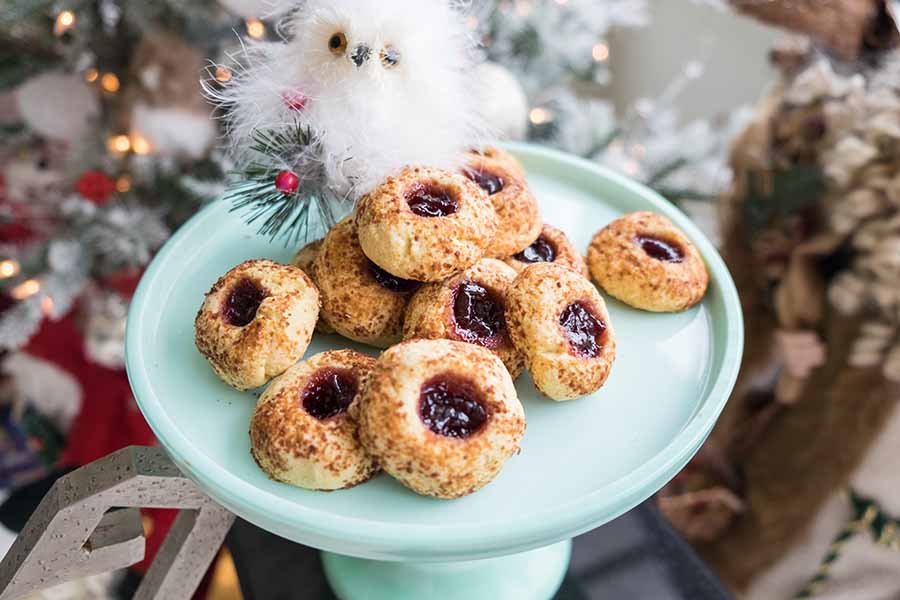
506;263;617;401
313;217;419;348
587;212;709;313
356;166;498;282
291;239;335;335
194;259;319;390
356;339;525;499
403;259;524;378
467;146;526;178
250;350;378;491
291;239;323;273
463;156;541;257
505;224;589;278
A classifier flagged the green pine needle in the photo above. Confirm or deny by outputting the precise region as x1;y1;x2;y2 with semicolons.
223;124;336;245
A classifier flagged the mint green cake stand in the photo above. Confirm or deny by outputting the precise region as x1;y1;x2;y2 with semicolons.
125;143;743;600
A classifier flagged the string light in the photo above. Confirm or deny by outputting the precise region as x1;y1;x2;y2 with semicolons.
11;279;40;300
84;68;99;83
41;296;55;317
529;107;554;125
0;260;20;279
101;73;120;93
54;10;76;36
466;15;479;29
131;135;152;155
108;134;131;154
116;175;132;193
246;18;265;39
515;1;533;17
592;42;610;63
214;66;232;82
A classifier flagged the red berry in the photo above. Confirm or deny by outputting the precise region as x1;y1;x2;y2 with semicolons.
275;170;300;194
76;170;116;204
282;91;308;111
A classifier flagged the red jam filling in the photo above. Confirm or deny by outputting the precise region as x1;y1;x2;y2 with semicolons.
302;369;358;420
223;278;267;327
452;281;505;347
559;301;607;358
367;259;422;294
464;168;505;196
419;376;487;439
514;235;557;264
407;184;458;217
636;235;684;263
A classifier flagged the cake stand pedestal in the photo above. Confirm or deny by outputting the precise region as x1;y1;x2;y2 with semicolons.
322;541;571;600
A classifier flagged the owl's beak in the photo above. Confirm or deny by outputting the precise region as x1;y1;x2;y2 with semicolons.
351;44;371;68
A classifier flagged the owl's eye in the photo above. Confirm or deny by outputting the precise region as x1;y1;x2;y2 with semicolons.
328;32;348;56
380;46;401;69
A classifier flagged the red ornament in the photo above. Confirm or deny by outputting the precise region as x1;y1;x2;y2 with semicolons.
275;170;300;194
76;170;116;204
282;90;308;111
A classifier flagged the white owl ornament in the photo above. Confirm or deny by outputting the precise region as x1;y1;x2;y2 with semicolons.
213;0;489;240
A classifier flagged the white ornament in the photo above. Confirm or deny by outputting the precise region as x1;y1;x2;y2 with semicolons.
3;353;83;433
131;104;216;159
474;62;529;141
212;0;489;199
16;72;99;142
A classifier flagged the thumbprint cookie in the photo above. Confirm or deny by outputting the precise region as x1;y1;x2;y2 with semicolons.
467;146;525;178
356;166;498;282
403;259;524;378
356;339;525;499
587;212;708;312
506;263;616;401
195;260;319;390
463;154;541;257
291;239;335;335
250;350;378;490
291;239;323;274
505;224;589;278
314;217;422;348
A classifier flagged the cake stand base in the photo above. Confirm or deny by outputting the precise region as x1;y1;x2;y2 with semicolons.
322;540;571;600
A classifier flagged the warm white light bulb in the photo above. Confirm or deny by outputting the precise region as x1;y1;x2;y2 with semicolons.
246;19;265;39
54;11;76;36
11;279;41;300
0;260;20;279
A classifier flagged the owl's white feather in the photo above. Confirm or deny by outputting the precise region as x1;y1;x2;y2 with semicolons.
213;0;488;200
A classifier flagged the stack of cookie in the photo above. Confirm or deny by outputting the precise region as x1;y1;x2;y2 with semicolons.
194;148;709;499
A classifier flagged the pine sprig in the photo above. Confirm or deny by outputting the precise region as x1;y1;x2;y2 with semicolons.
224;124;340;245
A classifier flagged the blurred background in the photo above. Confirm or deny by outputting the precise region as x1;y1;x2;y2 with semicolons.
2;0;900;599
